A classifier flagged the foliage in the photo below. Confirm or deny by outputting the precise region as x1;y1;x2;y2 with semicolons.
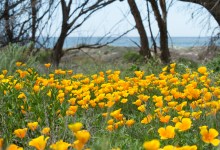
123;51;145;64
36;50;52;64
0;44;40;74
206;54;220;73
176;57;198;70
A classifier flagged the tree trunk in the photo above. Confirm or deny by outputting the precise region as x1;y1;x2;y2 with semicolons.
179;0;220;26
160;20;170;64
127;0;151;59
146;1;157;54
52;26;68;68
52;31;67;68
149;0;170;64
159;0;170;64
4;0;13;43
52;0;70;68
31;0;37;43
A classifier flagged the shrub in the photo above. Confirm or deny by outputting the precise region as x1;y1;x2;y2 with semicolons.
206;54;220;73
123;51;145;63
36;49;52;63
0;44;40;74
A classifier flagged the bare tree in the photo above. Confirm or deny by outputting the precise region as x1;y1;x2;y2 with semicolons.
148;0;171;64
146;0;157;54
0;0;32;45
0;0;26;20
0;0;56;49
52;0;117;67
28;0;57;53
179;0;220;26
127;0;152;59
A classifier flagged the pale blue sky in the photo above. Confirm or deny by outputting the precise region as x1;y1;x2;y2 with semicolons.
49;0;219;37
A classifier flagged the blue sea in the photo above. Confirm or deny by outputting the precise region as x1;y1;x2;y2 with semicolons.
40;37;220;49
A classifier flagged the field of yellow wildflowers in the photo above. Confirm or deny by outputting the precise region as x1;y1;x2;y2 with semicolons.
0;62;220;150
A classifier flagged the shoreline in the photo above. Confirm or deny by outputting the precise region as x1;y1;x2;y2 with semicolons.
61;45;220;64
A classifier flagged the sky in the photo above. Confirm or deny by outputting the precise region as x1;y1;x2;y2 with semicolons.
50;0;219;38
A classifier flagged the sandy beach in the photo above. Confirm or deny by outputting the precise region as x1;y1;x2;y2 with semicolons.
61;45;220;65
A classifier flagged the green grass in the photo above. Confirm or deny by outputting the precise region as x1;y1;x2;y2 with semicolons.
0;45;220;150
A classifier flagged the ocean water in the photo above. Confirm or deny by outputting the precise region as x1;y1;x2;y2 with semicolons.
39;37;220;49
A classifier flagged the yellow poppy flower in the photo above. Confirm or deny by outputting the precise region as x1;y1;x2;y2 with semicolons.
121;98;128;103
0;138;3;149
159;115;171;123
106;125;114;131
13;128;27;139
158;126;175;139
2;70;7;75
125;119;135;127
141;115;152;124
41;127;50;135
162;145;176;150
50;140;70;150
175;118;192;131
6;144;23;150
68;122;83;133
44;63;51;68
178;145;197;150
110;109;123;120
14;83;22;90
73;140;85;150
18;92;26;99
29;135;49;150
198;66;207;74
74;130;90;144
143;139;160;150
107;119;114;125
132;99;142;106
200;127;220;146
27;122;38;131
170;63;176;68
16;62;22;67
137;105;146;112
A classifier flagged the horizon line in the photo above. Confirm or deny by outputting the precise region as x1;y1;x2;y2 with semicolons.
40;36;213;38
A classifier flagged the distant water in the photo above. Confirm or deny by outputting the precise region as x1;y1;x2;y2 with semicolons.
39;37;220;49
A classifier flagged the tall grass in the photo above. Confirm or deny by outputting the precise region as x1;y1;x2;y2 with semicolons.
0;44;40;74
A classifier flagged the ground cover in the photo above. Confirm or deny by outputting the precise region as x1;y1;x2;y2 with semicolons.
0;62;220;150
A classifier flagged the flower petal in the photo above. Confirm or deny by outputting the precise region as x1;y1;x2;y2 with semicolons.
209;129;219;138
211;139;220;146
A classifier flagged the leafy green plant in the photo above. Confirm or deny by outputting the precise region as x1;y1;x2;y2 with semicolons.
206;54;220;73
0;44;40;74
176;57;198;70
35;49;52;63
123;51;145;63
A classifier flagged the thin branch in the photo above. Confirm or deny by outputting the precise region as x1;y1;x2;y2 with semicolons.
65;27;135;52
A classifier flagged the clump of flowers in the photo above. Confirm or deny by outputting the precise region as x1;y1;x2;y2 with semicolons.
1;62;220;149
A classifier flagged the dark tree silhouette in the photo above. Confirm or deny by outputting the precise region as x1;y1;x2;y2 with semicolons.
148;0;171;64
0;0;55;47
127;0;152;59
52;0;117;67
